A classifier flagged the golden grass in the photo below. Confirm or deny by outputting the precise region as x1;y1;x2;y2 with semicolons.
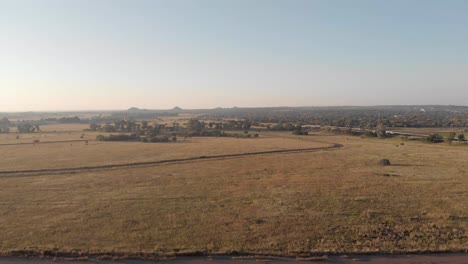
0;131;466;255
0;136;328;171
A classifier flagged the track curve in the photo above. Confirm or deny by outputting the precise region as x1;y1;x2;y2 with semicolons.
0;143;343;177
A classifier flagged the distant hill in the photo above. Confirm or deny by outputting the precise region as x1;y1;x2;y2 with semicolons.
170;106;183;112
127;107;144;112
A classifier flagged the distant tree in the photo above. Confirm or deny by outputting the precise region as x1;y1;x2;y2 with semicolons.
58;116;80;123
0;117;10;127
427;133;444;143
141;121;148;130
0;117;10;133
458;133;466;141
186;119;204;131
17;123;39;133
149;135;170;142
102;124;116;132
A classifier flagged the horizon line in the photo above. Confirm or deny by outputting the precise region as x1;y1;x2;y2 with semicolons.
1;104;467;114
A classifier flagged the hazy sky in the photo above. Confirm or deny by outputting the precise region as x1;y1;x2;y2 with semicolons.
1;0;468;111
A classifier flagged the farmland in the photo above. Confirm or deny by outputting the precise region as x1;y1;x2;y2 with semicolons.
0;121;467;258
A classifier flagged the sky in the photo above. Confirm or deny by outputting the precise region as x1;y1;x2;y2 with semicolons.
1;0;468;111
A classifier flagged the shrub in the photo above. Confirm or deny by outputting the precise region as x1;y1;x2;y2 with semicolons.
187;130;226;137
292;130;308;135
427;133;444;143
149;136;170;142
96;134;137;141
378;159;391;166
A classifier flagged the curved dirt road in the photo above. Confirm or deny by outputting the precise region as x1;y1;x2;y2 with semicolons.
0;143;343;177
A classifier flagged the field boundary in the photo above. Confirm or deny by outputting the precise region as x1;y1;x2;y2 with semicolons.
0;143;343;177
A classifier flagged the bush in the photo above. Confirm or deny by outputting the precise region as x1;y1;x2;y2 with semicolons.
149;136;170;142
187;130;226;137
292;130;308;135
378;159;391;166
96;134;137;141
427;133;444;143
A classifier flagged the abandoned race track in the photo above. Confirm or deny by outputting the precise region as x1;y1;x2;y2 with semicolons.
0;143;343;177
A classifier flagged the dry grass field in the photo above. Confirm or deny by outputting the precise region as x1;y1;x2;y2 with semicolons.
0;127;467;256
0;136;329;171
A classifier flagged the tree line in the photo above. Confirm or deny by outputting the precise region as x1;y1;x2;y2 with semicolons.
0;118;41;133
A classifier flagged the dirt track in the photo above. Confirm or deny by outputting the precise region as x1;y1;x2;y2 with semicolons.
0;143;343;177
0;140;88;146
0;254;467;264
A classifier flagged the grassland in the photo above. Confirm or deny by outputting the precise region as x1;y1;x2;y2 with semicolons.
0;135;329;171
0;127;467;257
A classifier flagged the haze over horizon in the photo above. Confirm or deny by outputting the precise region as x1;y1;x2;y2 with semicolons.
2;0;468;112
